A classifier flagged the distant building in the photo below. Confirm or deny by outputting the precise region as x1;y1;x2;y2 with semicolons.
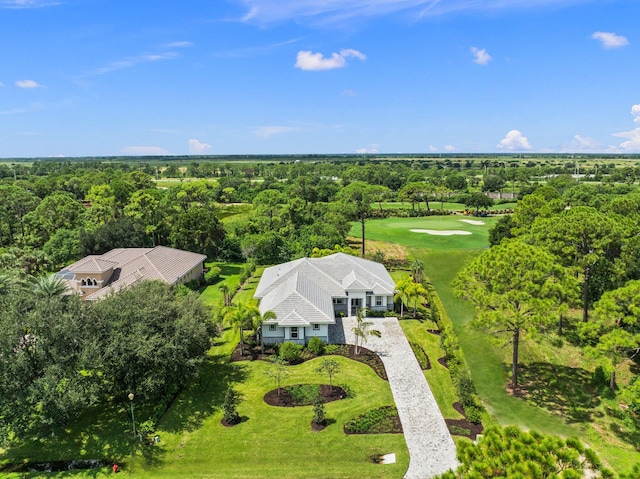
254;253;395;345
56;246;206;300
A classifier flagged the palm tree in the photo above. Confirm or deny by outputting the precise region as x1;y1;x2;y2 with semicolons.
410;259;425;284
225;302;260;356
352;308;381;355
31;274;68;299
218;283;231;307
408;281;429;316
0;272;20;297
254;310;276;350
394;278;413;318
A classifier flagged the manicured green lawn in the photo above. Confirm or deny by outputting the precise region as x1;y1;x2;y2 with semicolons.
199;263;244;309
399;320;462;420
412;248;582;438
349;216;499;250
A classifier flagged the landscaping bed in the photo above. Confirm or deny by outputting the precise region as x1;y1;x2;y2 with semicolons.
445;402;484;440
344;406;403;434
230;343;388;380
264;384;348;407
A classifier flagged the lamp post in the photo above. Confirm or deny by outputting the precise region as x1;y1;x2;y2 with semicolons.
128;393;136;438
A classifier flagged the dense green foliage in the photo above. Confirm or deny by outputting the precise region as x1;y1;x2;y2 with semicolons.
0;280;212;445
437;425;614;479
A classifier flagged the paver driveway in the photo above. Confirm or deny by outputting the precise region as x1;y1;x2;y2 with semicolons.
340;316;458;479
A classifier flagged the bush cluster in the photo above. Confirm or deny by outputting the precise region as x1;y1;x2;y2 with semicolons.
307;336;325;355
279;341;303;364
238;261;256;284
286;384;320;406
204;266;222;285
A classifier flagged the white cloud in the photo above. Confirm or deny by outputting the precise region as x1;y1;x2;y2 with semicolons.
568;134;602;152
471;47;492;65
16;79;42;88
0;102;44;115
429;145;438;152
444;145;456;152
121;146;169;156
632;104;640;123
295;48;366;71
612;128;640;152
2;0;60;8
497;130;532;151
356;144;379;154
188;138;213;154
254;125;299;138
591;31;629;49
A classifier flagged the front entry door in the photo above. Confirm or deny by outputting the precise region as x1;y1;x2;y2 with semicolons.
351;298;362;316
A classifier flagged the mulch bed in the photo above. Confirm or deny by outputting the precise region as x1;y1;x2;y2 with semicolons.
230;343;388;381
264;384;347;407
426;329;441;335
445;402;484;440
437;356;449;368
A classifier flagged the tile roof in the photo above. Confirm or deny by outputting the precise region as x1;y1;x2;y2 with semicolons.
255;252;396;326
60;246;206;300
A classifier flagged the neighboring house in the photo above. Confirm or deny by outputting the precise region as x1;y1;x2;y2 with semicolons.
254;252;395;345
56;246;207;300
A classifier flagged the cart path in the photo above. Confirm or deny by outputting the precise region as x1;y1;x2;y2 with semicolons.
340;316;458;479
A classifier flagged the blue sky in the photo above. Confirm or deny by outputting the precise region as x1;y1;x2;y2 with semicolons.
1;0;639;157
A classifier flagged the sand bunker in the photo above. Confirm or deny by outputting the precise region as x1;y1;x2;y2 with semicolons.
410;229;472;236
460;219;485;225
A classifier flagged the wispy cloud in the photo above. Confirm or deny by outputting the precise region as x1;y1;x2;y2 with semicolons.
254;125;299;138
632;104;640;123
237;0;593;26
164;41;193;48
16;79;43;88
591;31;629;49
497;130;532;151
0;102;44;115
188;138;213;154
295;48;366;71
82;52;179;77
2;0;60;9
212;38;301;59
122;146;169;156
471;46;492;65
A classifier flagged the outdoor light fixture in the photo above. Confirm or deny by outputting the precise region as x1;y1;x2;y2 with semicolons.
128;393;136;438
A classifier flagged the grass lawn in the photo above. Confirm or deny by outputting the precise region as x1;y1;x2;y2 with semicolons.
199;263;244;309
349;216;499;250
399;320;462;420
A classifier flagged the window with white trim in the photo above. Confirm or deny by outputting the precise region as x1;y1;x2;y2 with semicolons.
290;327;298;339
313;324;320;330
269;324;276;331
375;296;383;307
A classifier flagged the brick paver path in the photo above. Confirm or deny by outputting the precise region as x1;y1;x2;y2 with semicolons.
341;316;458;479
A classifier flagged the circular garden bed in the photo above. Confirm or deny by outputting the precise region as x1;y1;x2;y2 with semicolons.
264;384;348;407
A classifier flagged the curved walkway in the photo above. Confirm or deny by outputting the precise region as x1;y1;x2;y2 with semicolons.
339;316;458;479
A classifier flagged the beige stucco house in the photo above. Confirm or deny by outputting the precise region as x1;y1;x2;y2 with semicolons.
254;253;395;345
56;246;207;300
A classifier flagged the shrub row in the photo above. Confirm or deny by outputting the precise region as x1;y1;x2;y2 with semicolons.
204;266;222;285
238;261;256;285
426;284;485;424
409;341;431;370
344;406;400;434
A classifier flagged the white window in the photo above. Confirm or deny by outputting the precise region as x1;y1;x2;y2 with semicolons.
375;296;383;307
313;324;320;330
290;327;298;339
269;324;276;331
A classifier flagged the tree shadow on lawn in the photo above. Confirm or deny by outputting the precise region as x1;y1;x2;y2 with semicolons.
0;401;164;470
159;356;248;434
518;362;600;423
